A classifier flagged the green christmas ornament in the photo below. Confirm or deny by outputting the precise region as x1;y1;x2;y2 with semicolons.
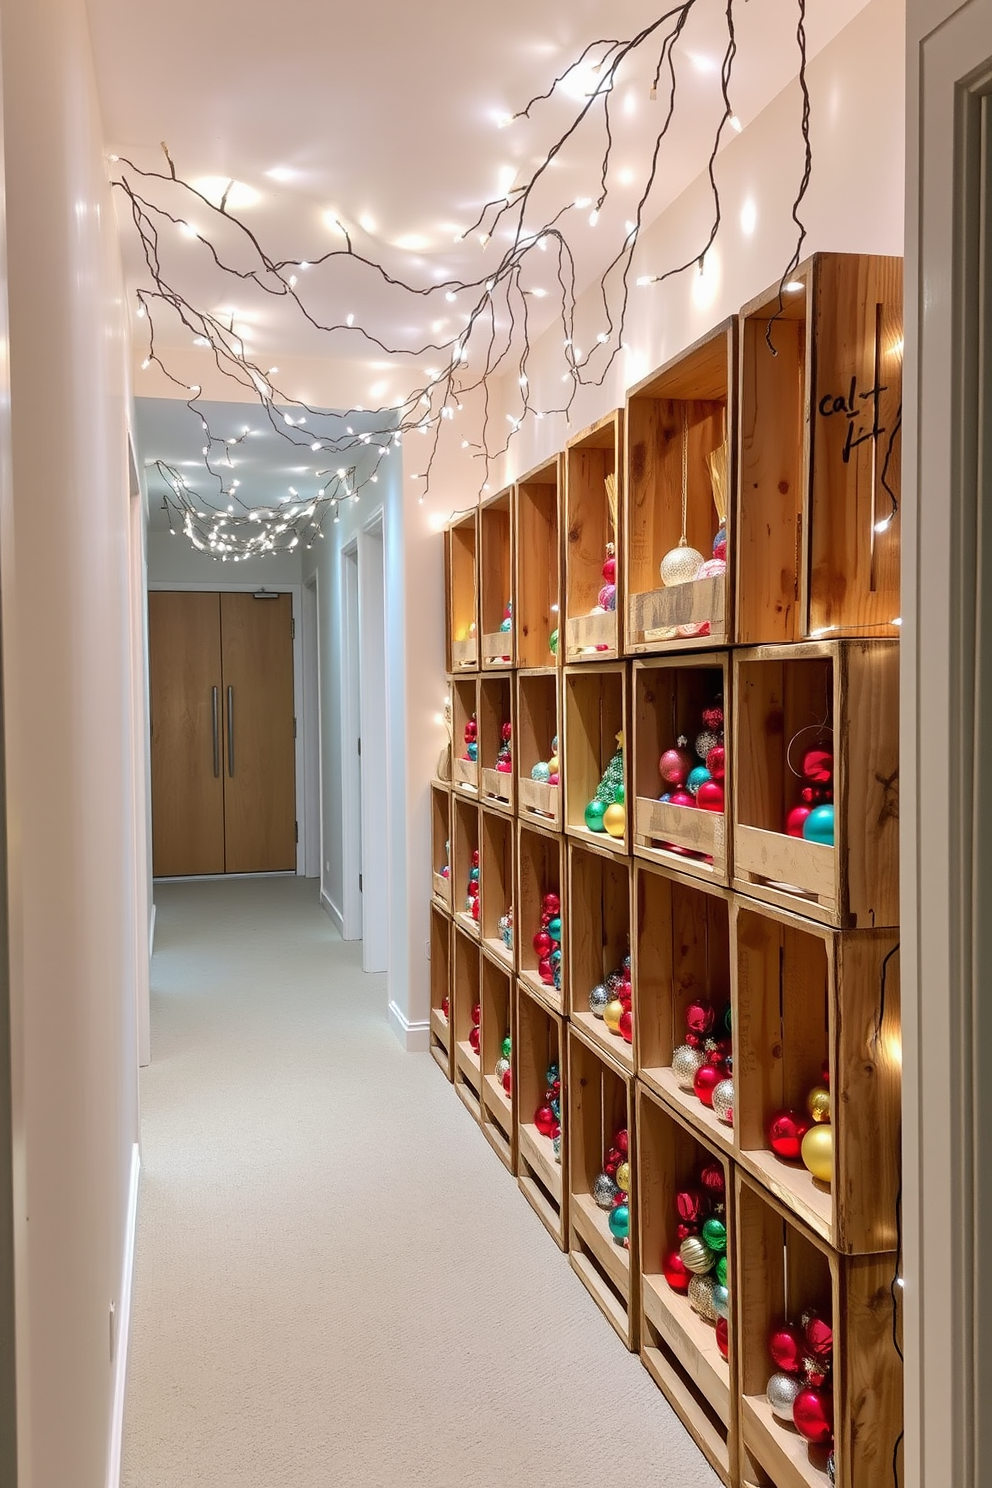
701;1216;727;1255
715;1254;728;1287
549;628;559;655
501;1035;512;1060
584;798;607;833
613;782;625;805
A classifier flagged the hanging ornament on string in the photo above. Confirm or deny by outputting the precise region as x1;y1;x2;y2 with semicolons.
660;405;705;586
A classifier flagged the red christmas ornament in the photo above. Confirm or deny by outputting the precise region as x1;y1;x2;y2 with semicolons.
534;1104;556;1137
502;1066;512;1095
542;891;561;916
465;720;478;741
659;746;694;787
602;555;617;584
702;704;724;731
469;1025;481;1054
699;1162;726;1198
696;780;725;812
662;1250;692;1294
669;789;695;809
715;1316;730;1360
615;1128;629;1156
802;748;833;786
676;1222;698;1241
685;999;715;1037
803;1355;830;1389
472;1003;481;1026
821;1059;830;1089
619;1009;633;1043
441;995;449;1020
693;1060;724;1107
768;1322;806;1374
786;804;811;838
792;1386;834;1445
675;1188;709;1225
705;743;726;781
471;898;480;921
501;721;512;741
803;1309;834;1361
471;848;480;867
768;1109;812;1161
533;930;552;957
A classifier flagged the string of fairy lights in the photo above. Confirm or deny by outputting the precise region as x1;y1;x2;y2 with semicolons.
114;0;815;560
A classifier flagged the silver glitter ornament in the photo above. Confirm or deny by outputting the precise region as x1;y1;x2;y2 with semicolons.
660;543;705;586
826;1452;835;1485
672;1042;705;1089
494;1057;510;1084
712;1076;735;1126
679;1235;716;1275
766;1371;802;1421
552;1134;562;1163
695;729;722;762
593;1171;620;1209
688;1273;719;1322
589;983;610;1018
712;1284;730;1320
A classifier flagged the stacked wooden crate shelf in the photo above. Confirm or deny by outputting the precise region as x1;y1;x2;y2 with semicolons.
430;250;904;1488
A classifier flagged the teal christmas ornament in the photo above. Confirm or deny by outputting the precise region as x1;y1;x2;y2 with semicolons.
500;617;511;632
470;866;480;881
608;1203;630;1241
467;741;478;761
530;761;551;783
687;765;712;797
803;804;835;846
712;1284;730;1320
548;916;562;941
584;798;607;832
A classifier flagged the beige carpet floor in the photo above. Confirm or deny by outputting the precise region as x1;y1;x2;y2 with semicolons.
122;876;721;1487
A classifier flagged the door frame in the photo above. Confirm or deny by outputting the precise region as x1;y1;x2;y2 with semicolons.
357;512;388;973
340;543;362;939
302;572;322;881
147;580;306;876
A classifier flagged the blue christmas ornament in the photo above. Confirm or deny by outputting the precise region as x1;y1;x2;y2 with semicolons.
803;804;835;846
687;765;712;797
467;741;478;762
548;916;562;942
608;1203;630;1241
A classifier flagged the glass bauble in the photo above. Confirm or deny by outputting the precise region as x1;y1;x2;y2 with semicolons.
660;543;705;585
589;983;609;1017
803;804;835;846
807;1085;831;1123
792;1386;834;1446
615;1160;630;1192
800;1123;834;1184
713;1284;730;1320
603;802;626;838
603;998;624;1034
584;798;607;832
766;1371;802;1421
712;1077;735;1125
608;1203;629;1241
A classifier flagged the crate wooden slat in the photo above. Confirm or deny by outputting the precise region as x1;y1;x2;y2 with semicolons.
478;673;515;814
450;674;480;795
567;839;634;1075
625;319;737;654
568;1024;638;1350
732;898;900;1255
514;455;562;669
735;1173;902;1488
480;955;515;1171
479;485;515;669
429;902;453;1079
447;507;480;670
636;1084;737;1486
562;661;630;855
564;410;624;662
480;806;515;973
632;652;731;885
430;781;453;912
516;669;562;831
516;981;566;1246
633;860;734;1155
732;640;899;929
451;792;481;940
516;820;566;1015
736;253;902;647
452;926;482;1121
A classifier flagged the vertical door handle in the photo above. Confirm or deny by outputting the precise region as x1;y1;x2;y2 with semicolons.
227;686;235;776
212;687;220;777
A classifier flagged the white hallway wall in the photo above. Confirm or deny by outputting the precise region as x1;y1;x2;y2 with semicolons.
0;0;145;1484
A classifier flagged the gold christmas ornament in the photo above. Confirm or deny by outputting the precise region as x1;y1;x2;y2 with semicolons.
615;1160;630;1192
801;1123;834;1184
688;1273;719;1322
679;1235;715;1275
807;1085;831;1124
603;999;624;1034
603;802;626;838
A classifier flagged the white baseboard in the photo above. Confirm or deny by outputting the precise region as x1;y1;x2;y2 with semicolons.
320;887;344;934
148;902;156;958
388;999;430;1053
107;1142;140;1488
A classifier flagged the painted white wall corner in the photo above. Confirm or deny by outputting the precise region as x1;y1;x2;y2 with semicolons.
106;1144;140;1488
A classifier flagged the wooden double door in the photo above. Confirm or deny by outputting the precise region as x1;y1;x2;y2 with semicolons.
149;590;297;877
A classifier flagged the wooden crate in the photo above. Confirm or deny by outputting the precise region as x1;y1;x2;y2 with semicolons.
451;792;480;940
479;485;515;669
478;673;514;814
631;652;731;885
447;507;480;670
516;669;561;831
735;1173;902;1488
452;926;482;1122
567;839;634;1075
733;899;900;1255
480;806;515;973
736;253;902;646
516;819;566;1015
430;781;453;912
633;860;734;1156
516;982;567;1248
429;902;453;1080
567;1024;638;1350
625;319;737;653
563;410;624;662
450;674;480;795
480;955;515;1171
514;454;562;669
562;661;630;855
732;641;899;929
636;1085;737;1486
